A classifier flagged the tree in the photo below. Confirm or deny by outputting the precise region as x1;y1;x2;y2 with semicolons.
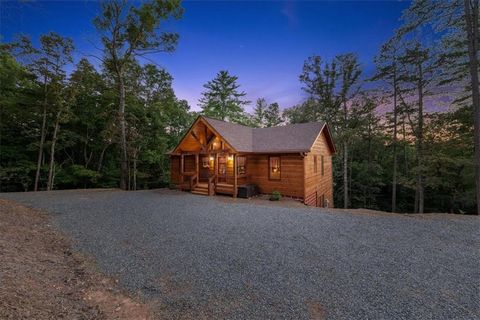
122;62;192;189
65;58;113;186
46;75;74;190
336;53;362;208
253;98;283;127
283;99;318;124
298;55;339;125
373;39;401;212
0;50;38;191
422;106;475;212
299;54;362;208
253;98;267;127
264;102;283;127
93;0;183;190
397;42;435;213
199;70;250;123
398;0;479;213
348;95;385;209
463;0;479;215
10;33;74;191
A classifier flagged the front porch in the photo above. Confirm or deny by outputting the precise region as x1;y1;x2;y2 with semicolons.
169;116;250;197
177;152;249;197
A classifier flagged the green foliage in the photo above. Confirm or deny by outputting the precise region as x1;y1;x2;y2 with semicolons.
270;191;281;201
1;0;476;214
55;165;101;189
0;160;36;192
0;43;192;192
199;70;250;123
252;98;283;127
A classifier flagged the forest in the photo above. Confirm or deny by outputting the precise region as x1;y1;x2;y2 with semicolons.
1;0;478;214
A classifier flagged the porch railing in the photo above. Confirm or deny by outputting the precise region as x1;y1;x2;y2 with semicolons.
189;174;198;191
208;174;216;196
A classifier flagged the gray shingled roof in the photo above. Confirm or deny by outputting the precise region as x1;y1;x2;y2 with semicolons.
202;117;253;152
203;116;329;153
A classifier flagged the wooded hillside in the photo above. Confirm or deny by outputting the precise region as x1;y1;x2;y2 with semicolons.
1;0;478;214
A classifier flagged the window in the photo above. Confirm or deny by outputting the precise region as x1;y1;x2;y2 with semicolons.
237;156;246;175
321;155;325;176
314;155;318;173
269;156;281;180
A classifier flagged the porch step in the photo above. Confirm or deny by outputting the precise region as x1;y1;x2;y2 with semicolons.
191;189;209;196
192;183;210;196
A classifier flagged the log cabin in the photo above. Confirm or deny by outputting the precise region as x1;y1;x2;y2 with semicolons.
169;116;336;207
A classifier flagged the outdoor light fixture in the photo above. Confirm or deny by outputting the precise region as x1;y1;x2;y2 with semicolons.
228;155;233;161
209;156;214;161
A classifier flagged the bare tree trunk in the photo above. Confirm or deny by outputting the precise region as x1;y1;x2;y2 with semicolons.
97;143;110;172
83;128;93;168
464;0;480;214
118;74;128;190
402;115;408;176
34;79;48;191
343;100;348;209
416;63;425;213
133;148;137;191
47;113;61;191
414;186;419;213
367;126;373;208
392;66;398;212
349;152;353;206
343;143;348;208
128;161;131;191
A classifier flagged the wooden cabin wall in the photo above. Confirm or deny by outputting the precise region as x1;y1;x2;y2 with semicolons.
225;157;235;184
247;154;304;198
184;155;195;173
304;131;334;207
170;156;181;184
170;155;196;185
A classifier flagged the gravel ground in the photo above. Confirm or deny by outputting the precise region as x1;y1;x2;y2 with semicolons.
2;189;479;319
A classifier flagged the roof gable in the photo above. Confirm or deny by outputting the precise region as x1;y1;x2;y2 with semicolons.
202;117;253;152
171;116;237;154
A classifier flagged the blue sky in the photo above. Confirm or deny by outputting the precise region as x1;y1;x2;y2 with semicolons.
1;1;410;112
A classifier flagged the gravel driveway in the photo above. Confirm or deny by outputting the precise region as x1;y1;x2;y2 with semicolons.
2;189;479;319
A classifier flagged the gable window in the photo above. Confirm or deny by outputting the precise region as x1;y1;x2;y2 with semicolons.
314;155;318;173
321;155;325;176
269;156;281;180
237;156;246;175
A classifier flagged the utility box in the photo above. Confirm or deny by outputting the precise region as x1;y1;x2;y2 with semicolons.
237;184;257;198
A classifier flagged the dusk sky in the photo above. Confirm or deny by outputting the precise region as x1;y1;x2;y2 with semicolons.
1;1;410;112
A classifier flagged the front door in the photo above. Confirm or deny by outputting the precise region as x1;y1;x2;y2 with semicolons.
218;154;227;183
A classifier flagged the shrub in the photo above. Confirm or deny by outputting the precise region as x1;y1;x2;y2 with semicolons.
270;191;281;201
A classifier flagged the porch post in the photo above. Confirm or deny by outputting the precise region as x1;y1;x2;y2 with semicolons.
233;154;237;198
180;154;184;175
215;153;219;185
195;153;199;182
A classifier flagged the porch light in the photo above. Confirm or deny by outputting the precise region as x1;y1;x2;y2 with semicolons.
228;155;233;161
209;156;214;161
